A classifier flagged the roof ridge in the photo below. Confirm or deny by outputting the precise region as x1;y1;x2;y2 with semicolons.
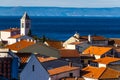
98;67;106;79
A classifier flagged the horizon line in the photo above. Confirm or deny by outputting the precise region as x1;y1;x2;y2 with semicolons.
0;6;120;8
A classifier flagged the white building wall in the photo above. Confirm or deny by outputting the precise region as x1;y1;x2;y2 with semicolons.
50;69;80;80
0;31;11;41
65;44;75;49
83;77;98;80
94;55;101;59
20;54;50;80
63;37;79;47
8;38;17;45
0;53;9;57
98;63;106;68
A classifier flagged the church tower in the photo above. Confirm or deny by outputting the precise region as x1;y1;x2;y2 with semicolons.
20;12;31;35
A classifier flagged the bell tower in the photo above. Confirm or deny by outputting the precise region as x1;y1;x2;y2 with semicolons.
20;12;31;35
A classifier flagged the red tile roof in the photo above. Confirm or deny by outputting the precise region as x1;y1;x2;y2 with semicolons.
83;46;112;55
45;40;63;49
15;53;32;63
69;42;82;45
59;49;80;58
37;57;57;62
82;66;120;79
99;68;120;79
80;36;107;41
6;40;35;51
9;34;22;39
48;66;80;76
82;66;105;79
92;57;120;64
1;28;20;32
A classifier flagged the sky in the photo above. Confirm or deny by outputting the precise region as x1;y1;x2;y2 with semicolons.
1;0;120;8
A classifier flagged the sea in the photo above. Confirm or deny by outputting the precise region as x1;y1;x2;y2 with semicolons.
0;16;120;41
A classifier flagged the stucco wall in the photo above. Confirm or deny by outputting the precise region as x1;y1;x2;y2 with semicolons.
8;38;17;45
83;77;98;80
65;44;75;49
0;31;11;41
98;63;106;68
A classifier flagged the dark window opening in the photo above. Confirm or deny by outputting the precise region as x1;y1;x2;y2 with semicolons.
69;73;73;77
22;23;24;28
32;65;34;71
26;23;29;28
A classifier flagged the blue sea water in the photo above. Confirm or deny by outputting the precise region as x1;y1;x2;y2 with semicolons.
0;16;120;40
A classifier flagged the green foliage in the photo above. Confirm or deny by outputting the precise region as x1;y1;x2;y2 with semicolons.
28;29;32;36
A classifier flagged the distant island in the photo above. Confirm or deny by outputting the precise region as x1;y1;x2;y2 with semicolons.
1;7;120;16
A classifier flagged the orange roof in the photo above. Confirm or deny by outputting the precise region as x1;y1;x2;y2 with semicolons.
80;36;106;41
99;67;120;79
110;38;120;45
48;66;80;76
45;40;63;49
6;40;35;51
69;42;82;45
59;49;80;58
15;53;32;63
82;66;120;79
37;56;57;62
83;46;112;55
1;28;20;32
92;57;120;64
61;78;84;80
82;66;106;79
9;34;22;39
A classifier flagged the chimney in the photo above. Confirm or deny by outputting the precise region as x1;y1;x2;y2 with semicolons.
69;61;72;67
18;39;20;42
34;40;36;43
27;39;29;42
88;34;92;43
30;39;33;42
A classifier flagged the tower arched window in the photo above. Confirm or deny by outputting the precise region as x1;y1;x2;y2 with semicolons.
22;23;24;28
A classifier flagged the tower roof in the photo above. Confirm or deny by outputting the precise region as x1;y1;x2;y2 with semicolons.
21;12;30;20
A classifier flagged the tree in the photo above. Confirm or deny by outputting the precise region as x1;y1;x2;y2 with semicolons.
28;29;32;36
42;35;46;43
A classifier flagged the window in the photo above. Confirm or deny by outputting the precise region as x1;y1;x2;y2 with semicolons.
69;73;73;77
22;23;24;28
32;65;34;71
26;23;29;28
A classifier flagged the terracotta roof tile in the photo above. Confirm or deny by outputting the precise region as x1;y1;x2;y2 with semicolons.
61;78;84;80
69;42;82;45
83;46;112;55
82;66;106;79
45;40;63;49
37;56;57;62
59;49;80;58
15;53;32;63
6;40;35;51
9;34;22;39
99;68;120;79
92;57;120;64
82;66;120;79
80;36;107;41
1;28;20;32
48;66;80;76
